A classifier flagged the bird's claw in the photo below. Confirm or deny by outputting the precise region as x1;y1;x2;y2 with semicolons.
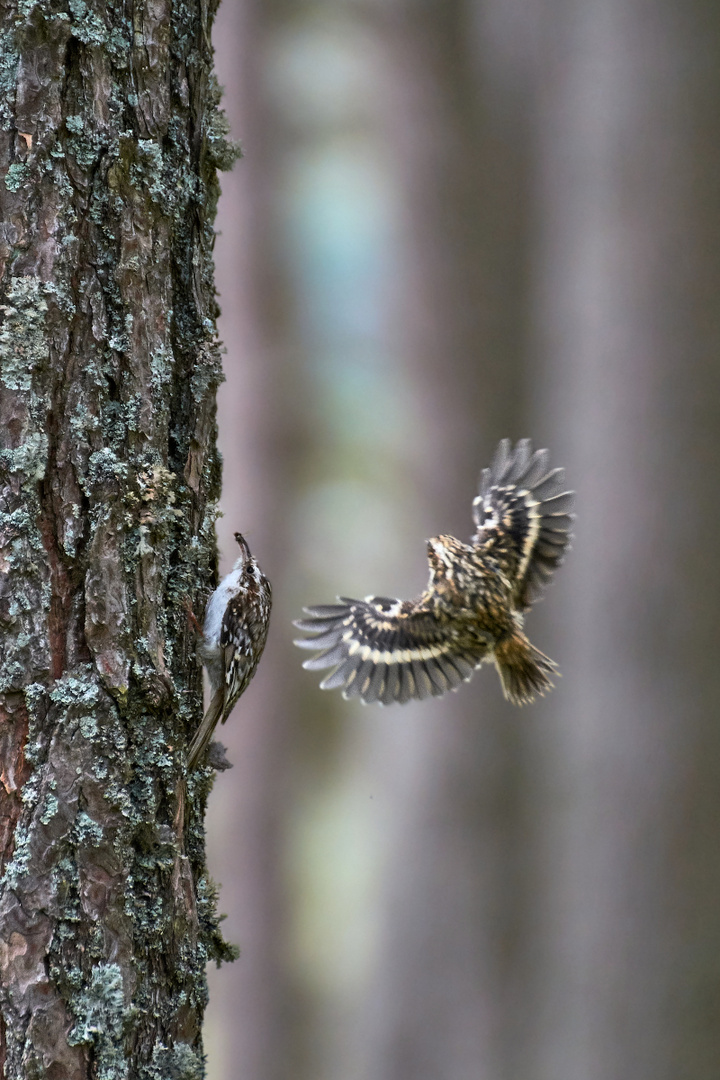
183;596;203;636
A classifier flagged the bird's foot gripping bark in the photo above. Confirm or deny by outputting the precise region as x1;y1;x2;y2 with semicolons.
494;631;558;705
183;595;203;636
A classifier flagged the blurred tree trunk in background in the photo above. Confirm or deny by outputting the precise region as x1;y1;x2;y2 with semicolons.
207;3;302;1079
527;1;720;1077
0;1;234;1076
206;0;720;1078
360;2;537;1078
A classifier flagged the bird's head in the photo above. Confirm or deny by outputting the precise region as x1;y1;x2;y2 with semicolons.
426;534;480;596
427;534;467;579
234;532;271;595
427;536;453;571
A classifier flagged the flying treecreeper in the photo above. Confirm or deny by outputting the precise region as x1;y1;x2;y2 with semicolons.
294;439;574;706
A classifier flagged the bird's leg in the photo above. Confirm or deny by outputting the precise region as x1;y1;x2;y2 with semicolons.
183;595;203;637
173;778;187;842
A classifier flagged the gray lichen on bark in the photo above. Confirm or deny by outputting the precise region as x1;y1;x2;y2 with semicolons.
0;1;239;1076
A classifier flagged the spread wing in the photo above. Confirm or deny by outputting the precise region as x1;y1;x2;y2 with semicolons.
473;438;575;611
294;597;483;705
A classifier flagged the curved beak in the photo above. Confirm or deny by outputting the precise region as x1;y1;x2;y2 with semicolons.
234;532;251;562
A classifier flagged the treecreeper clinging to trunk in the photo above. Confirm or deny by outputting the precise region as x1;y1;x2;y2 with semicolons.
188;532;272;770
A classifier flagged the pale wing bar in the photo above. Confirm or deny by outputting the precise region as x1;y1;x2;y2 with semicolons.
472;438;575;610
294;598;479;705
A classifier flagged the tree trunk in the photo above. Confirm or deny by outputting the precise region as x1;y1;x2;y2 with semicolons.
527;1;720;1077
360;2;536;1077
205;1;301;1077
0;1;236;1075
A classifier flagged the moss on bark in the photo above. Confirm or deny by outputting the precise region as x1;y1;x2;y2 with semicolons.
0;1;239;1075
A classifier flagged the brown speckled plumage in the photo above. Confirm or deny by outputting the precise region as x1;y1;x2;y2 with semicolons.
294;439;574;706
188;533;271;769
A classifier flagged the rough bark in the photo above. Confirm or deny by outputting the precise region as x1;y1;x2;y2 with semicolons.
0;1;237;1076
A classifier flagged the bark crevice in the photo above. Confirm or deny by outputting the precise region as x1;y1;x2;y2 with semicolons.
0;1;239;1076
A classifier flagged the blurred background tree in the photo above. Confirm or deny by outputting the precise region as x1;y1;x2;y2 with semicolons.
205;1;720;1079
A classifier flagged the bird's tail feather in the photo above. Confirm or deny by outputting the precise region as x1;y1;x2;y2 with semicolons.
494;631;557;705
187;687;225;771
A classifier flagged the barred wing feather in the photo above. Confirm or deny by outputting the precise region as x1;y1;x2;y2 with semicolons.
472;438;575;611
294;597;479;705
